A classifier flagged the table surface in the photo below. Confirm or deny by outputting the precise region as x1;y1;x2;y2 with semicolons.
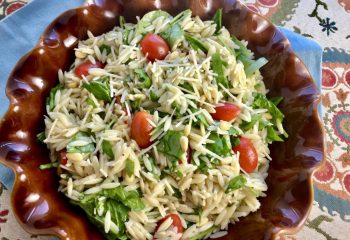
0;0;349;239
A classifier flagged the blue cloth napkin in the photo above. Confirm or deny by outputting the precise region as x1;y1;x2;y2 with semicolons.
0;0;323;190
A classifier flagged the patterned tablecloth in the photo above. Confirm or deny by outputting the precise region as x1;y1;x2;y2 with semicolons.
0;0;349;239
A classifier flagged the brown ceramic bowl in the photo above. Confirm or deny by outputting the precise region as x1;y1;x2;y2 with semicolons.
0;0;324;239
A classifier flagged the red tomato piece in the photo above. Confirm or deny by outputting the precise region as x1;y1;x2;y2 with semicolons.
154;213;183;234
178;147;192;164
59;149;68;165
140;33;170;62
232;137;258;173
131;111;153;148
211;102;241;122
74;60;104;77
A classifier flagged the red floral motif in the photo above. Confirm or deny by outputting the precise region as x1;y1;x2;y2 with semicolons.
342;172;350;195
314;160;336;184
246;4;260;13
0;209;9;223
5;2;25;15
337;152;350;168
344;69;350;89
322;67;338;89
257;0;279;8
338;0;350;12
335;88;349;103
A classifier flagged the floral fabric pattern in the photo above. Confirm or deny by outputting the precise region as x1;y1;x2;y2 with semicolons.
0;0;349;239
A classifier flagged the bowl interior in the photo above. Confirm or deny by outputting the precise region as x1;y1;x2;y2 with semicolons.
0;0;323;239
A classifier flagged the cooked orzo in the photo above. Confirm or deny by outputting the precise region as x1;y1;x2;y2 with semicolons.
39;9;287;240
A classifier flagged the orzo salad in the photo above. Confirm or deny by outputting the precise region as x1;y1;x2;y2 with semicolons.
38;9;287;240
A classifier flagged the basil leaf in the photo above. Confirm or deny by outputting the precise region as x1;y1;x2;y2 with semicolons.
119;15;126;28
123;28;131;44
231;137;240;147
189;226;216;240
150;91;159;102
270;96;283;106
185;34;208;53
240;115;261;131
46;84;64;111
180;82;194;92
213;8;222;35
136;10;170;34
105;200;128;236
245;57;268;77
226;175;247;192
206;133;231;156
102;140;114;158
211;52;229;88
157;131;183;164
135;69;152;89
39;162;58;170
67;132;95;153
37;131;46;144
99;44;111;55
130;98;142;111
252;93;284;122
160;23;183;47
197;113;209;128
173;188;182;198
267;126;284;142
103;187;145;211
83;79;111;102
126;159;135;177
228;127;239;136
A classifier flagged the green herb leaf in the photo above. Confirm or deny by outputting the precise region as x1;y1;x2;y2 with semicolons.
67;132;95;153
269;96;283;106
83;78;111;102
99;44;111;55
228;127;239;136
37;131;46;144
126;159;135;177
231;137;240;147
206;133;231;157
39;162;58;170
136;10;170;34
102;140;114;158
123;28;131;44
266;126;284;142
150;91;159;102
185;34;208;53
252;93;284;122
211;52;229;88
103;186;145;211
173;188;182;198
213;8;222;35
240;114;261;131
160;23;184;47
226;175;247;192
46;84;64;111
245;57;268;77
119;16;126;28
157;131;183;165
135;69;152;89
130;98;142;111
189;226;216;240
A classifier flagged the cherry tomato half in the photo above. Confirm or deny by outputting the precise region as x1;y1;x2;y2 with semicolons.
154;214;183;234
233;137;258;173
211;103;241;122
178;147;192;164
74;60;105;78
131;111;153;148
140;33;170;62
59;149;68;165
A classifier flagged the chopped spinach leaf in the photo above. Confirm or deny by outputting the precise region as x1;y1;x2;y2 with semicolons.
83;77;111;102
102;140;114;158
226;175;247;192
211;52;229;88
160;23;183;48
150;91;159;102
136;10;170;34
86;97;97;107
46;84;64;111
135;69;152;89
39;162;58;170
189;226;216;240
67;132;95;153
37;131;46;144
206;133;231;157
213;8;222;35
119;16;126;28
185;34;208;53
266;126;284;142
99;44;111;55
240;115;261;131
157;131;183;165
